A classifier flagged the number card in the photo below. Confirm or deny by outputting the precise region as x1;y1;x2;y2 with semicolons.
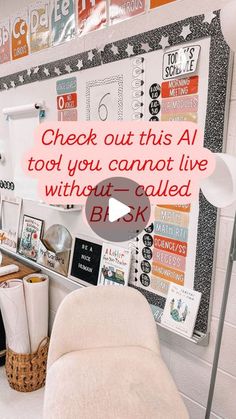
86;75;123;120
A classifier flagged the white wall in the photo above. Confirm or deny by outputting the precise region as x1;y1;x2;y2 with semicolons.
1;0;236;418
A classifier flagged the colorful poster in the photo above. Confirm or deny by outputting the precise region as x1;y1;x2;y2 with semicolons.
0;19;11;64
29;1;50;53
77;0;106;35
11;10;29;60
110;0;145;25
51;0;76;46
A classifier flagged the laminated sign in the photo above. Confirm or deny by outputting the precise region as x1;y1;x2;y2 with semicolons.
11;10;29;60
51;0;76;46
163;45;201;80
0;19;11;64
29;1;50;53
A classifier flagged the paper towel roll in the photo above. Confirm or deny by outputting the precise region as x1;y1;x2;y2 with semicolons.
23;274;49;352
0;280;30;354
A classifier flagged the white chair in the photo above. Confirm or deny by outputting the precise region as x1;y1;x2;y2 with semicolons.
43;286;189;419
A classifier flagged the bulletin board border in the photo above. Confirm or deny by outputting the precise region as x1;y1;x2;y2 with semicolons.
0;10;231;334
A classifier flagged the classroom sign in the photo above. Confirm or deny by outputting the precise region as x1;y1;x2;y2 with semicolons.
110;0;146;25
51;0;76;46
0;20;11;64
162;76;199;98
29;1;50;53
11;10;29;60
77;0;107;35
163;45;200;80
70;237;102;286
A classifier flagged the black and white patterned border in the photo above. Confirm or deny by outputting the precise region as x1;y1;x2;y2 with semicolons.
0;10;231;334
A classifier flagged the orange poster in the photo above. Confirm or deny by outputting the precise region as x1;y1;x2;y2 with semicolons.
11;10;29;60
150;0;175;9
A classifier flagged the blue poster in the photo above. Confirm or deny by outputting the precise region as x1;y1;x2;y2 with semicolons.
51;0;76;46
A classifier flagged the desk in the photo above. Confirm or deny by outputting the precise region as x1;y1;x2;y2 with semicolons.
0;253;39;365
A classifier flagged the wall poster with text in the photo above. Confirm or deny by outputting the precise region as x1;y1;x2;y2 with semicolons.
11;9;29;60
29;1;50;53
51;0;76;46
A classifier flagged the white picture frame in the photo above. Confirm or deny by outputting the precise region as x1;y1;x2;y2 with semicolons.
0;195;22;252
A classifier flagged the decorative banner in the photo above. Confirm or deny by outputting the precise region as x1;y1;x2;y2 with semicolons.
150;0;176;9
0;19;11;64
163;45;201;80
51;0;76;46
110;0;145;25
77;0;107;35
29;1;50;53
11;10;29;60
162;76;199;98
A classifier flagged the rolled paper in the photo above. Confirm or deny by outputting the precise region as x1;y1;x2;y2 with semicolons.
0;280;30;354
23;274;49;352
0;264;19;277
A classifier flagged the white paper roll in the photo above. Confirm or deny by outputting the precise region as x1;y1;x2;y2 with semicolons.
0;280;30;354
0;264;19;277
23;274;49;353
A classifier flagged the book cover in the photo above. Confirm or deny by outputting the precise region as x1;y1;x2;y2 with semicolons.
19;215;43;261
161;283;201;337
98;243;131;286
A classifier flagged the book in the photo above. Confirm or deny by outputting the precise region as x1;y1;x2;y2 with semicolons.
19;215;43;261
98;243;131;286
161;283;201;337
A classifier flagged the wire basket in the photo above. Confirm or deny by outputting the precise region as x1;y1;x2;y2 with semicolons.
5;337;49;392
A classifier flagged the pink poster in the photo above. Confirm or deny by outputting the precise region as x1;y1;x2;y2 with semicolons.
0;19;11;64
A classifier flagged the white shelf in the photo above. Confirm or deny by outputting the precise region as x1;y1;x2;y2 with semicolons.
157;322;209;346
0;246;210;346
39;204;83;212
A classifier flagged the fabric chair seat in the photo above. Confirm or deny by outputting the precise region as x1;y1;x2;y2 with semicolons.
44;346;188;419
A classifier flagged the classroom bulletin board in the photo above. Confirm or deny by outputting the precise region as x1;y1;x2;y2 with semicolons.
0;10;232;338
